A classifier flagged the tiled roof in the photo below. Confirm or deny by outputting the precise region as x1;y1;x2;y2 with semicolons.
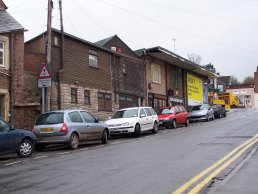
0;10;24;33
95;35;116;47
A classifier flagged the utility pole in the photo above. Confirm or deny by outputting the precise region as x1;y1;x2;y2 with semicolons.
58;0;64;110
43;0;53;113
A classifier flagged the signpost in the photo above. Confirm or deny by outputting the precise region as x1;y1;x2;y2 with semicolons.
38;63;52;113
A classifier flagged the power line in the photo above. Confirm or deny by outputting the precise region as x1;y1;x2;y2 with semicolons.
97;0;258;55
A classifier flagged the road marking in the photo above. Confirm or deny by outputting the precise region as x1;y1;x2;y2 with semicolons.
5;161;21;166
58;152;70;155
33;156;48;160
172;134;258;194
188;136;258;194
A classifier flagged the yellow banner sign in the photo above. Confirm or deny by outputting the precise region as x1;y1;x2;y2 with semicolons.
187;73;203;105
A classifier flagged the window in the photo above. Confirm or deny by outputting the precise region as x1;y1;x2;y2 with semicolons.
140;108;146;117
84;90;90;104
173;71;179;89
53;36;59;46
71;88;78;103
80;111;96;123
89;49;99;68
144;108;152;116
98;92;112;111
0;41;4;67
0;119;10;132
151;64;161;83
69;111;83;123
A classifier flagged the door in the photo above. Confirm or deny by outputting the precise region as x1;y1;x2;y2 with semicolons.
138;108;148;131
144;108;154;130
0;119;19;154
68;111;85;139
80;111;102;140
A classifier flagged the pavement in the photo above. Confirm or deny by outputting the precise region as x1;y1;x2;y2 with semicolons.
209;146;258;194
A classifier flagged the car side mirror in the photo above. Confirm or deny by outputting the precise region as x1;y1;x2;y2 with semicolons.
10;124;15;130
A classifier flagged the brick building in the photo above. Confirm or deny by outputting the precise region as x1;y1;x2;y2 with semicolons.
0;0;36;128
24;29;146;121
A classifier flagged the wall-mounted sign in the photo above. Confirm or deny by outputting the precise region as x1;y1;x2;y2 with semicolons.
187;73;203;106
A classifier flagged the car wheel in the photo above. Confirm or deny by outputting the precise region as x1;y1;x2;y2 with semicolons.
171;119;176;129
17;139;33;158
101;129;108;144
152;122;158;134
185;118;190;126
35;144;46;152
212;114;215;120
68;133;79;150
134;124;141;137
224;112;227;117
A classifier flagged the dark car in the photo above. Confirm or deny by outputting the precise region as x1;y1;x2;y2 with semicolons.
0;117;36;158
211;104;227;118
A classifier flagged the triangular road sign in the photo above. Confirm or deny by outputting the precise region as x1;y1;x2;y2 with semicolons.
38;63;51;79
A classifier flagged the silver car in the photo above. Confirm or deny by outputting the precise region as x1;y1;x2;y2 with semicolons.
188;104;214;122
33;110;109;150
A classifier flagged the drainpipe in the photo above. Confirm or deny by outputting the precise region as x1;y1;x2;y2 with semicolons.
9;33;14;123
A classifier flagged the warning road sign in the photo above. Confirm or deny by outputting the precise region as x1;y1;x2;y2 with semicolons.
38;63;51;79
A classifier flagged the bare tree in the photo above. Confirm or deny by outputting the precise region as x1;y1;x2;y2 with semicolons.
231;76;240;85
188;53;202;65
242;76;254;84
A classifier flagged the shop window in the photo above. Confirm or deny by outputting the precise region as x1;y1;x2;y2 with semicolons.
89;49;99;68
98;92;112;111
0;41;4;67
151;64;161;84
71;88;78;103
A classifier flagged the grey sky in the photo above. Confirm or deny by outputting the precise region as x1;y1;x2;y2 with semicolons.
4;0;258;82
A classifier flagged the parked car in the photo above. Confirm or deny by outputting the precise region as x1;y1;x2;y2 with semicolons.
188;104;214;122
211;104;227;118
33;109;109;151
105;107;159;136
0;117;36;158
158;105;189;129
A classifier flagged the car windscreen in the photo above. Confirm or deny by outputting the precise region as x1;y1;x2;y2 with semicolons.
35;112;64;125
191;105;207;111
111;109;138;119
159;108;174;114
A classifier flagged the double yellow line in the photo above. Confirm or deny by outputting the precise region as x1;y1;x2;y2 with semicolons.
173;134;258;194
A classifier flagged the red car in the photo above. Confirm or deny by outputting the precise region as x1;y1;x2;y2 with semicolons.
158;106;189;129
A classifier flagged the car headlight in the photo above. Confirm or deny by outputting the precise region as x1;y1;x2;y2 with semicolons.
164;117;170;121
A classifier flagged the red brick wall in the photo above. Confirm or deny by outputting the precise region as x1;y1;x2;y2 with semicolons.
24;53;45;71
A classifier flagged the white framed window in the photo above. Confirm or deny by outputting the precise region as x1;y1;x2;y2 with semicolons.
0;41;4;67
89;49;99;68
151;64;161;84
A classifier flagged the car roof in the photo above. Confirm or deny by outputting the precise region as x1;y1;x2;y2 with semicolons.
41;109;88;114
159;106;181;109
119;107;153;111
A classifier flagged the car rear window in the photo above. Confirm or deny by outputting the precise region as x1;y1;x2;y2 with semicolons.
35;112;64;125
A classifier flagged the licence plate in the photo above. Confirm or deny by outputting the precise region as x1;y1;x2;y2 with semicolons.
40;127;54;133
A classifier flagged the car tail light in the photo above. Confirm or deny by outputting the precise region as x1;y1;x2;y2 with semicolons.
60;123;68;133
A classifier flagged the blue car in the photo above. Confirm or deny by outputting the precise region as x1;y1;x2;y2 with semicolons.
0;117;36;158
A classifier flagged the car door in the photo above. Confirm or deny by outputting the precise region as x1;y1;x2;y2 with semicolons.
144;108;153;130
68;111;85;140
177;106;185;124
0;119;19;154
138;108;148;131
174;106;181;124
80;111;102;140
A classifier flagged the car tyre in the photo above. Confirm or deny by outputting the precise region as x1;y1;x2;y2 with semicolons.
17;139;33;158
171;119;176;129
68;133;79;150
101;129;108;144
185;118;190;126
134;124;141;137
152;122;158;134
35;144;46;152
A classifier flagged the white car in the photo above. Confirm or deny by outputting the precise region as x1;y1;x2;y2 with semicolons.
105;107;159;136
